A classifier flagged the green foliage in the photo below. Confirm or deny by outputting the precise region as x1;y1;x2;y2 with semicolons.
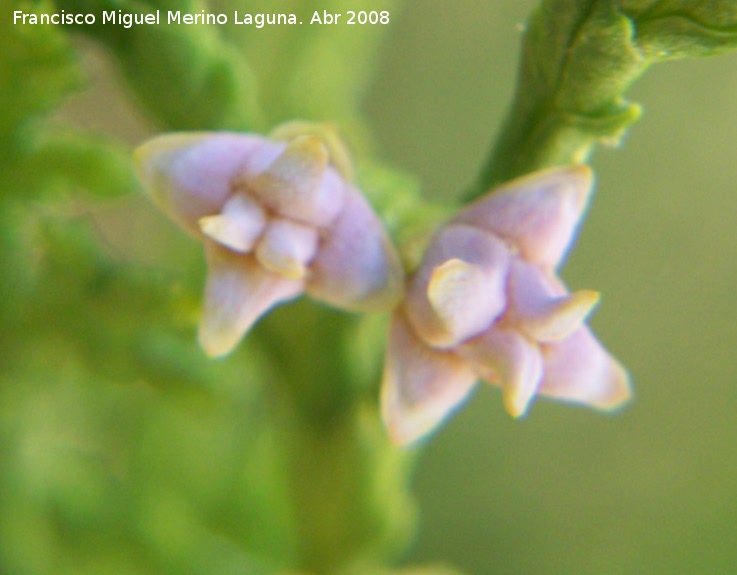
54;0;263;131
1;0;79;144
477;0;737;191
621;0;737;58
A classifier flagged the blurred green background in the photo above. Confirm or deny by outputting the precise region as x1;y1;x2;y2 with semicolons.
367;1;737;574
7;1;737;573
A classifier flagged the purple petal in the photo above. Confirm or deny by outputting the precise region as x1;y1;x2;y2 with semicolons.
381;312;477;445
306;189;404;312
134;133;283;235
538;327;632;410
506;259;600;342
458;328;543;417
198;242;303;357
198;193;266;253
247;136;346;228
254;218;319;280
405;224;510;349
455;166;593;269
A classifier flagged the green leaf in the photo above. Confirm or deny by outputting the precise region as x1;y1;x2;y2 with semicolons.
29;132;138;198
476;0;737;193
55;0;263;131
620;0;737;59
477;1;646;190
0;0;80;162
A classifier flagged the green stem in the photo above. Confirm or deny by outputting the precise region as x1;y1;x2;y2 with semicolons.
254;301;415;573
474;0;737;196
472;0;646;195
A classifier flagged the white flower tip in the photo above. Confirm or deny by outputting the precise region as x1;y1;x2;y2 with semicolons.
381;314;477;446
539;327;633;412
503;391;531;419
427;258;478;312
572;288;600;309
524;289;601;342
270;120;355;180
264;135;329;184
255;246;308;280
426;258;489;344
133;133;208;196
198;246;304;358
501;337;543;419
557;288;601;331
381;376;474;447
286;135;330;166
199;215;252;253
555;164;594;210
381;389;435;446
254;220;318;281
596;359;633;411
197;322;241;358
457;165;596;268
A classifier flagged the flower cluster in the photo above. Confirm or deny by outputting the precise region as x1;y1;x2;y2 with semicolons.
135;131;404;357
135;130;630;445
381;167;631;444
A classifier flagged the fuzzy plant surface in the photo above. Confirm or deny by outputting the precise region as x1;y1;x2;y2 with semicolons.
2;0;737;574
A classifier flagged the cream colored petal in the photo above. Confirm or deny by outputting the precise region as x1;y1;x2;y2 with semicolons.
458;328;543;418
134;133;282;236
269;120;355;181
381;312;478;446
539;327;632;410
506;259;600;342
198;193;266;253
405;224;509;349
198;243;303;357
455;166;593;269
307;189;404;313
426;259;501;347
246;136;345;227
255;219;319;280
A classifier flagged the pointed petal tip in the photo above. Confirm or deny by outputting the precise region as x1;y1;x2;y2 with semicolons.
254;219;318;281
255;249;308;280
529;164;593;211
133;133;210;185
289;135;330;164
539;327;633;412
561;164;594;213
270;120;355;181
198;215;250;253
457;166;595;268
249;134;343;227
596;360;634;411
503;392;531;419
271;135;328;180
426;258;496;344
197;325;240;358
198;245;303;360
381;313;477;446
525;289;601;342
528;164;594;216
573;289;600;308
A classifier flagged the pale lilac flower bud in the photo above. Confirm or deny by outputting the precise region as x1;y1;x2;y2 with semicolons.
135;132;403;357
382;167;632;445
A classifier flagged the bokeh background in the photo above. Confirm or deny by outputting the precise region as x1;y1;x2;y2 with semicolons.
10;1;737;573
367;1;737;574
